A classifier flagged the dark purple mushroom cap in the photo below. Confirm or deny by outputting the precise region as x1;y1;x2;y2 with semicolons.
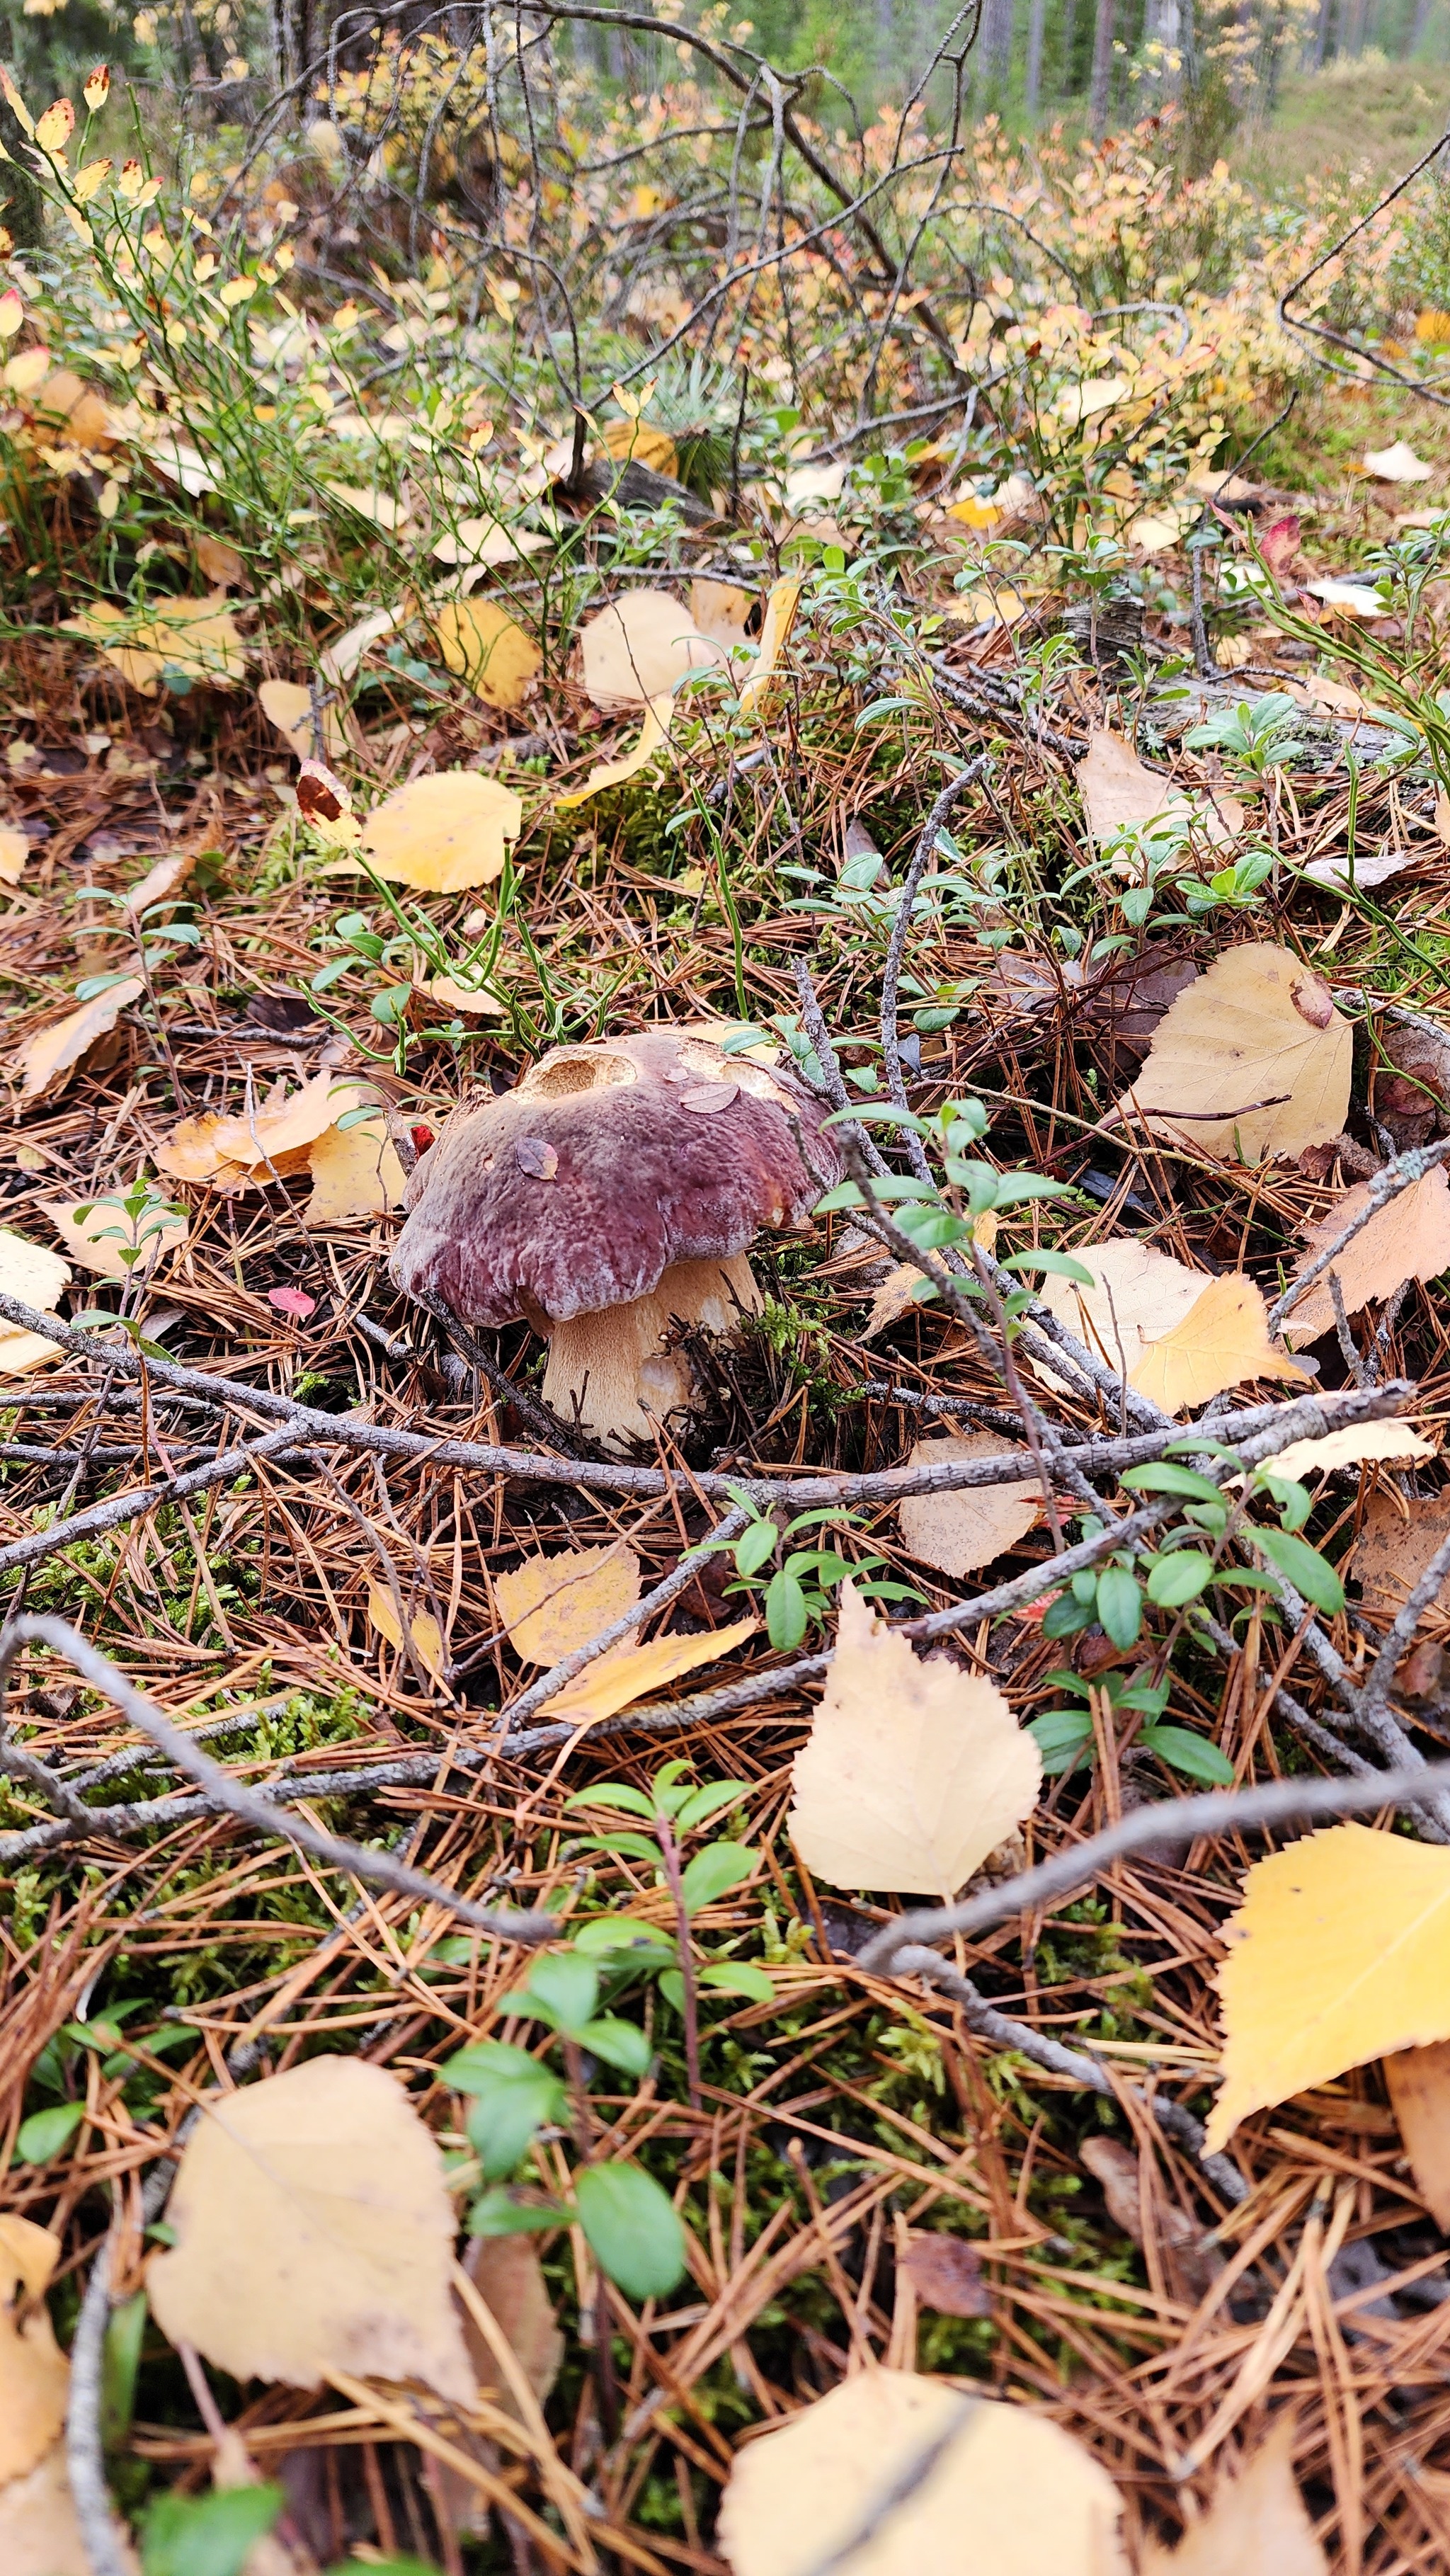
392;1029;844;1328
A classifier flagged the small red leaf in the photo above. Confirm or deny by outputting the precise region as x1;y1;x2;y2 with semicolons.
411;1123;436;1156
268;1286;316;1319
1259;513;1301;576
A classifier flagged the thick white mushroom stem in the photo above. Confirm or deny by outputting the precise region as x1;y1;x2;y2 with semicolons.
542;1254;762;1452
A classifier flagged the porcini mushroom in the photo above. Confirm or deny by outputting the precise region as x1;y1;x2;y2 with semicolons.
392;1028;843;1449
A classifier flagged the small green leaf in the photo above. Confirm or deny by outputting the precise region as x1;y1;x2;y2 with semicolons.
514;1951;598;2035
674;1780;750;1832
101;2290;147;2453
1145;1551;1216;1607
1027;1707;1095;1774
1119;1463;1225;1502
696;1962;775;2002
467;2189;567;2238
1138;1724;1235;1786
765;1569;809;1651
680;1842;757;1915
575;2160;687;2301
1095;1565;1143;1650
577;2016;652;2077
997;1248;1096;1282
14;2101;85;2165
564;1782;657;1820
142;2485;283;2576
734;1520;779;1576
445;2041;566;2179
1255;1527;1345;1614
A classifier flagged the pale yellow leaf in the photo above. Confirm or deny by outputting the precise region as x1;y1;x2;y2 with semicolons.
367;1582;447;1681
1205;1824;1450;2152
1114;942;1353;1161
1383;2038;1450;2230
124;849;195;917
556;695;673;807
325;479;411;530
361;770;522;893
578;588;715;709
320;603;404;686
304;1111;405;1224
258;678;345;765
737;576;804;718
1131;1272;1307;1416
430;518;549;570
1140;2420;1327;2575
1254;1419;1433;1481
1283;1167;1450;1341
690;578;755;651
541;1614;758;1725
1364;440;1432;483
432;600;542;709
64;595;246;695
1078;729;1240;854
788;1580;1040;1898
494;1542;641;1665
0;2219;68;2486
1032;1235;1210;1392
18;975;144;1104
0;1229;70;1375
717;2368;1126;2576
0;825;30;884
896;1432;1041;1579
601;416;679;477
156;1069;351;1187
33;96;74;154
147;2056;476;2398
0;2442;139;2575
426;970;506;1015
40;1196;186;1282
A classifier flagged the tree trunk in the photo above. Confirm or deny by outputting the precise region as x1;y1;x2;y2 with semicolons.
1025;0;1046;112
1090;0;1117;132
1313;0;1334;62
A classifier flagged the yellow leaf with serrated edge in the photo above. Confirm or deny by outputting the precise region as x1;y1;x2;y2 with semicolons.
1141;2420;1326;2575
147;2058;475;2397
1205;1823;1450;2151
258;678;345;764
718;2368;1126;2576
602;416;678;477
18;976;144;1104
556;695;673;807
896;1431;1041;1580
494;1542;641;1665
304;1112;405;1224
367;1583;447;1681
541;1614;758;1725
361;770;521;892
0;2218;69;2486
1032;1233;1210;1394
432;599;541;709
1116;942;1353;1161
789;1581;1039;1898
1130;1272;1307;1416
737;576;803;718
1284;1167;1450;1343
156;1069;355;1187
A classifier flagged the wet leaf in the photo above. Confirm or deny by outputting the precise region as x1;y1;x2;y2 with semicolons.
788;1580;1040;1896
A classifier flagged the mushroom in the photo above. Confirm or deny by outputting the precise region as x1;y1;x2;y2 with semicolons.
392;1027;843;1450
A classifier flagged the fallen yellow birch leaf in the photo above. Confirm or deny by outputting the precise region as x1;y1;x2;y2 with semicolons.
147;2056;476;2398
579;589;715;709
495;1543;641;1664
367;1582;447;1682
556;695;673;807
361;770;522;892
789;1580;1039;1897
432;599;542;709
1130;1272;1308;1415
0;824;30;884
156;1068;351;1187
304;1104;406;1224
540;1614;758;1724
18;975;144;1104
258;677;346;764
737;575;804;719
40;1195;186;1282
601;416;678;477
0;1231;71;1374
1115;943;1352;1161
0;2441;139;2575
1206;1823;1450;2151
0;2218;69;2486
1078;728;1240;853
718;2368;1126;2576
1253;1418;1433;1482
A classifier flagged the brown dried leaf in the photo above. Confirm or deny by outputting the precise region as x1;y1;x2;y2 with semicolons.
1283;1167;1450;1341
1384;2039;1450;2230
18;975;144;1104
789;1580;1040;1898
718;2369;1126;2576
147;2057;476;2399
1114;942;1353;1160
896;1432;1041;1579
1351;1491;1450;1617
898;2235;990;2318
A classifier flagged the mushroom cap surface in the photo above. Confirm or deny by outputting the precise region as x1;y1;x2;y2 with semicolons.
392;1030;843;1327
